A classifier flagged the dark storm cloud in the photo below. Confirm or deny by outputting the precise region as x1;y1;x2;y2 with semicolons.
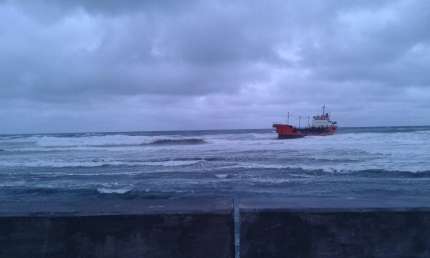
3;0;286;101
1;0;429;133
297;1;430;87
8;0;192;19
1;0;287;102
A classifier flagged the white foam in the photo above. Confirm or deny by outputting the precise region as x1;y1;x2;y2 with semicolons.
0;158;205;168
35;134;154;148
215;174;229;178
97;188;131;194
250;178;292;184
0;180;26;187
141;160;202;167
1;129;429;173
0;159;124;168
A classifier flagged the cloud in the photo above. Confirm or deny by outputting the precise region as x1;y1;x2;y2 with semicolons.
0;0;429;133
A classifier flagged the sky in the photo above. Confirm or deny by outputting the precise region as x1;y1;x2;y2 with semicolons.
1;0;430;134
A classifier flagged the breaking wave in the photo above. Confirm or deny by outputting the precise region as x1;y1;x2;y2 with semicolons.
90;138;207;148
148;138;206;145
1;127;430;202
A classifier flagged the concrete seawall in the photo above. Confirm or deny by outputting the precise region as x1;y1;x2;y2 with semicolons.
0;199;234;258
2;197;430;258
240;197;430;258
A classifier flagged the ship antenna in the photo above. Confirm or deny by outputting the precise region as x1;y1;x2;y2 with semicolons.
287;112;289;124
322;104;325;115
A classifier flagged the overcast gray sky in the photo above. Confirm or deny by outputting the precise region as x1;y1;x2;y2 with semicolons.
1;0;429;134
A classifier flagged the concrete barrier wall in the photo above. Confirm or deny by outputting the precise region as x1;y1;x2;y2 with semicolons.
0;199;234;258
240;197;430;258
3;197;430;258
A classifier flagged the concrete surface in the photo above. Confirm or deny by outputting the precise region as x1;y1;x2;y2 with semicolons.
0;199;234;258
240;197;430;258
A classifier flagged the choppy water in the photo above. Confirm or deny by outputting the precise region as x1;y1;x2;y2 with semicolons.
1;126;429;202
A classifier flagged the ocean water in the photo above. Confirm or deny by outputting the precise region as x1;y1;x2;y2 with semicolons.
0;126;429;202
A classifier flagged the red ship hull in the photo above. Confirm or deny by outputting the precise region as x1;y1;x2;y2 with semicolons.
272;124;305;139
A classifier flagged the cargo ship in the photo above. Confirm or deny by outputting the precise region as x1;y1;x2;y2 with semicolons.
272;105;338;139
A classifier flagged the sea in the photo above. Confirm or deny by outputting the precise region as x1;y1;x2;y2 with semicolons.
1;126;429;203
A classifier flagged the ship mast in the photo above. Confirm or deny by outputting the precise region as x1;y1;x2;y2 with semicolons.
322;104;325;116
